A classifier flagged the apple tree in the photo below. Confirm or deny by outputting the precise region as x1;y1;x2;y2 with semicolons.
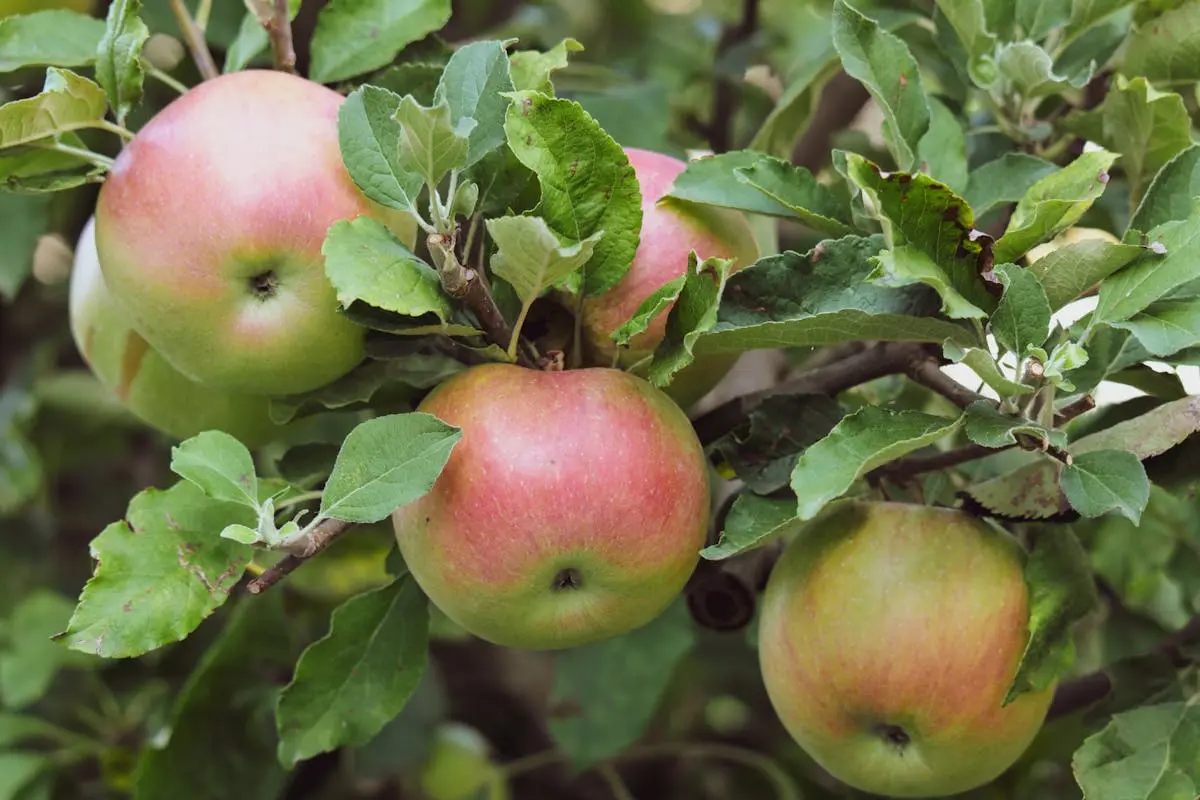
2;0;1200;797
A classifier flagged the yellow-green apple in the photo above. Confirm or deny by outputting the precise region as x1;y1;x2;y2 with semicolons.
0;0;93;15
577;147;759;409
70;216;284;447
94;69;415;396
392;363;710;650
758;501;1052;797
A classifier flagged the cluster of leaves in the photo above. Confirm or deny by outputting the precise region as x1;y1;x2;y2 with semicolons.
6;0;1200;797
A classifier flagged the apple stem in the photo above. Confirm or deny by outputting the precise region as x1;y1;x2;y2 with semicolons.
169;0;218;81
245;518;353;594
253;0;297;75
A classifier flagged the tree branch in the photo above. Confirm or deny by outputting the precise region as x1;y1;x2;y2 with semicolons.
696;0;761;153
905;356;993;410
169;0;218;81
256;0;296;74
245;518;354;594
872;443;1012;482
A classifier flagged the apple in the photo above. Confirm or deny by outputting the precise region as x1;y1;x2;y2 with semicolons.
94;69;416;397
392;363;710;650
69;216;285;447
577;147;760;408
418;723;509;800
0;0;93;16
758;500;1053;797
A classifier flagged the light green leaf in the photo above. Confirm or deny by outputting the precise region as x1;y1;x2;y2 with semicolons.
645;255;732;387
831;0;930;169
666;150;797;218
701;494;802;560
308;0;452;84
0;753;48;800
1112;295;1200;357
319;412;461;524
394;95;473;189
611;275;685;349
433;39;514;168
0;134;103;194
963;153;1059;217
276;574;429;768
791;407;963;521
502;91;641;297
0;68;107;150
916;97;968;193
169;430;260;509
1060;450;1150;523
1027;239;1145;310
1131;144;1200;233
1095;203;1200;324
549;599;694;768
994;148;1118;263
943;341;1034;397
1004;527;1098;704
509;38;582;94
963;401;1064;449
322;216;450;320
995;40;1088;99
58;482;255;658
991;263;1051;357
95;0;149;126
337;86;425;215
1124;2;1200;85
934;0;997;87
0;10;104;73
733;156;852;235
1073;702;1200;798
1063;75;1194;204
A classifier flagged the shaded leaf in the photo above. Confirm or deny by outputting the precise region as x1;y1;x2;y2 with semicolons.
991;263;1051;357
0;591;95;709
337;86;425;215
1124;2;1200;85
1131;144;1200;233
1095;203;1200;324
916;97;968;193
1060;449;1150;523
645;255;733;387
309;0;452;84
1073;701;1200;798
963;153;1059;217
702;494;802;560
733;156;852;235
1027;239;1145;310
95;0;149;126
0;10;104;73
964;401;1064;449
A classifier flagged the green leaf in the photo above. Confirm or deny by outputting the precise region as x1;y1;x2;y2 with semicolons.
0;135;103;194
502;91;641;297
1124;2;1200;85
1060;449;1150;523
1063;76;1193;204
963;153;1059;218
611;275;685;349
433;39;514;168
337;86;425;215
791;407;963;521
694;235;974;355
994;148;1118;263
645;255;732;387
223;0;301;73
322;216;450;320
0;10;104;73
732;156;853;235
1018;0;1072;40
0;195;49;301
95;0;148;126
943;341;1034;397
133;593;291;800
934;0;997;86
916;97;968;193
549;599;694;768
169;430;260;510
994;41;1088;99
665;151;798;218
487;215;600;349
1073;701;1200;798
0;753;48;800
0;591;94;709
308;0;452;84
1004;527;1099;704
701;494;802;560
0;384;41;514
964;401;1064;449
509;38;582;94
990;263;1051;357
276;574;429;768
1095;203;1200;324
1131;144;1200;233
369;62;444;106
394;95;472;189
831;0;929;170
1027;239;1145;310
318;412;461;524
0;68;107;150
846;153;997;316
58;482;255;658
869;245;987;319
1112;295;1200;357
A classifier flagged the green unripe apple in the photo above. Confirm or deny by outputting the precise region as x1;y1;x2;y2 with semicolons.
393;363;711;650
70;216;284;447
94;69;416;397
758;501;1053;797
0;0;93;16
576;147;759;409
418;723;509;800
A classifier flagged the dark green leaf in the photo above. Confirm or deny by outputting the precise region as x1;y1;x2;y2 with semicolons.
791;406;963;520
308;0;452;84
611;276;685;349
1112;295;1200;357
1124;2;1200;85
1017;0;1072;39
702;494;802;560
1027;239;1145;310
0;195;49;301
732;156;852;235
916;97;968;193
549;599;694;768
368;62;443;106
1096;203;1200;324
95;0;149;126
0;380;41;516
645;255;733;387
832;0;929;169
0;591;95;709
1061;450;1151;522
934;0;997;86
964;401;1064;449
276;574;429;767
503;91;641;297
1005;527;1099;704
963;153;1059;217
991;263;1051;356
338;86;425;215
433;39;514;168
0;10;104;73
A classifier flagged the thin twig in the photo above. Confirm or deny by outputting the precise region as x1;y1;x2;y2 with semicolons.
249;0;296;74
168;0;218;80
697;0;761;152
905;357;994;410
245;518;354;594
1055;394;1096;426
872;443;1012;481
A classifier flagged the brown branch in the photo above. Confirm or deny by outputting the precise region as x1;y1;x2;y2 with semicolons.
257;0;297;74
1055;394;1096;426
905;356;993;410
691;341;931;445
169;0;218;81
246;518;354;594
873;443;1012;481
697;0;761;153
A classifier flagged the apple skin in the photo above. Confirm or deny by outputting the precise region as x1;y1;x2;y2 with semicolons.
758;501;1053;798
0;0;93;15
392;363;711;650
70;217;285;447
94;69;415;397
577;148;759;409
